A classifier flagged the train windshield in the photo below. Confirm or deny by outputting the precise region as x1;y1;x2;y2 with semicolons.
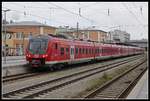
29;38;48;54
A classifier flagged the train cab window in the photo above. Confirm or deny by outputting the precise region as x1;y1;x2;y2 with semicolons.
60;48;64;55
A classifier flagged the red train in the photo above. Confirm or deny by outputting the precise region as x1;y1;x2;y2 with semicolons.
25;34;144;68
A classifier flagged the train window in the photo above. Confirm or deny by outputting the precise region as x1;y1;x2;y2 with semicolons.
79;48;81;54
86;48;88;54
82;48;83;54
55;43;58;50
96;49;98;54
60;48;64;55
89;49;91;54
99;48;101;53
66;48;69;53
76;48;78;54
82;48;84;54
102;48;104;53
83;48;85;54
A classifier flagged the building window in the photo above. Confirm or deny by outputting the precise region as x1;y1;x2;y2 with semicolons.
16;32;24;39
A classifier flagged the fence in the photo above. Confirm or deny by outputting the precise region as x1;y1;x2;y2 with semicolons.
2;47;25;56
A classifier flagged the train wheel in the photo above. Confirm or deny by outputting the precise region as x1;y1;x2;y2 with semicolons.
49;67;54;71
55;64;63;70
58;64;64;70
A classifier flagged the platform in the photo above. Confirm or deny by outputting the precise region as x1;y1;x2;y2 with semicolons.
127;70;148;99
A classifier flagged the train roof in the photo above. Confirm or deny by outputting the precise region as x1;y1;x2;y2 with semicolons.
31;34;143;49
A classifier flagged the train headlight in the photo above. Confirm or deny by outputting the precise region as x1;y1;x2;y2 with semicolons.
27;54;31;57
42;54;48;58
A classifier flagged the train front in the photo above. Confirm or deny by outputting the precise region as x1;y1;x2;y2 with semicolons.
26;35;49;67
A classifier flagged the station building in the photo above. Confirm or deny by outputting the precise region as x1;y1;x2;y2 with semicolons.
108;30;130;43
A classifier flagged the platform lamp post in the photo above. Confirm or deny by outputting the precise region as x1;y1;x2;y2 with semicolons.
3;9;11;64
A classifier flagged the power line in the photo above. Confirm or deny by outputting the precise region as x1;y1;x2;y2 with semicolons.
131;3;146;22
3;3;124;30
122;2;148;36
122;3;144;26
48;2;96;24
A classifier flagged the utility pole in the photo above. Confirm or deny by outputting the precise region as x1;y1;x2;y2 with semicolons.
3;9;11;64
22;34;25;55
77;22;79;38
108;8;110;16
140;6;143;15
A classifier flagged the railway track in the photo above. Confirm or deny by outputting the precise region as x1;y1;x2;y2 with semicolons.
84;59;147;99
2;72;40;83
2;55;142;84
2;55;145;99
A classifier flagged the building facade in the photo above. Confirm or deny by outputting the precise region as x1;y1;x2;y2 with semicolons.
108;30;130;43
78;29;108;42
57;27;108;42
2;21;57;56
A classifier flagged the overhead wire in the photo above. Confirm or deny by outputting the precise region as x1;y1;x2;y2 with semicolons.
2;2;147;35
2;2;123;30
2;6;71;26
48;2;97;24
122;3;145;26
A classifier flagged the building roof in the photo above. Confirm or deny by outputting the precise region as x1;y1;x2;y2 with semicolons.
4;21;57;28
79;29;107;33
128;39;148;43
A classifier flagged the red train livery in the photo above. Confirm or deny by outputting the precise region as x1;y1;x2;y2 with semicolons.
25;34;144;68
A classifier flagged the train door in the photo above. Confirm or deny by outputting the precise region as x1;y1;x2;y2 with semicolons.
70;45;74;61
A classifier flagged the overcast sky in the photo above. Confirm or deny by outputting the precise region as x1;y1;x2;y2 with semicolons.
2;2;148;40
